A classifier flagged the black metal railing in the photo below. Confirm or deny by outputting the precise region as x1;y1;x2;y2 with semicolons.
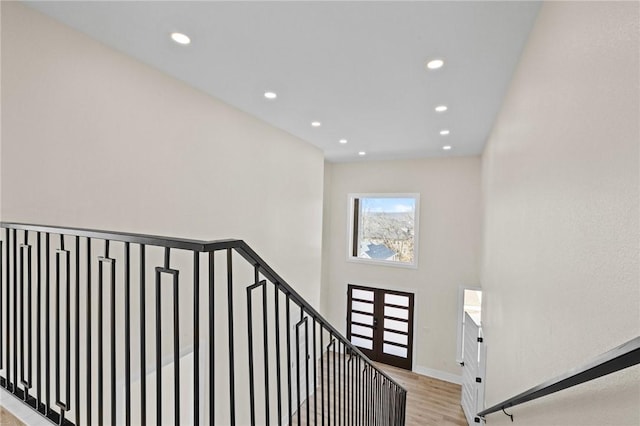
0;222;406;425
478;336;640;421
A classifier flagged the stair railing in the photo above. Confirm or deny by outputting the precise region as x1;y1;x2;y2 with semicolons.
478;336;640;422
0;222;407;426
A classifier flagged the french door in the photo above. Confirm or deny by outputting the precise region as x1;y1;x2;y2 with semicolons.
347;284;414;370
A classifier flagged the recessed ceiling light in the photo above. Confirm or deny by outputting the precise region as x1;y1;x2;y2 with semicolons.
358;151;366;156
440;129;450;136
426;59;444;70
264;91;277;100
435;105;448;112
443;145;452;151
170;32;191;45
339;139;348;144
311;121;322;127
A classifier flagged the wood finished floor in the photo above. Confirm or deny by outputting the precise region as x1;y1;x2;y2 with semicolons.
290;354;467;426
0;406;24;426
376;363;467;426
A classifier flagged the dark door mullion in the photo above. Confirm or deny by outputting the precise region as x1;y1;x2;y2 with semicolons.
348;284;414;370
372;288;384;361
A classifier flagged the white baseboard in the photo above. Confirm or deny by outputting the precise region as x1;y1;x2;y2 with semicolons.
0;386;51;426
413;365;462;385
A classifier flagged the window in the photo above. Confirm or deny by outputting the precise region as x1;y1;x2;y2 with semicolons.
348;194;419;268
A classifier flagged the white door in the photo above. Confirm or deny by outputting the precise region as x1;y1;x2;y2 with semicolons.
460;312;485;425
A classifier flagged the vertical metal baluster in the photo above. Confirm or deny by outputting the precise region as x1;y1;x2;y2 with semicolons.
391;383;396;426
354;358;358;426
155;249;162;426
380;379;385;426
98;241;106;426
304;318;309;426
367;368;371;426
55;234;71;424
371;372;376;426
54;237;61;415
343;345;347;426
110;245;116;426
356;363;360;426
246;281;257;426
226;249;235;426
74;236;80;426
338;341;342;426
36;232;42;410
346;354;350;426
343;344;347;426
139;244;146;426
65;237;71;424
379;379;383;426
295;317;302;426
273;284;282;426
361;366;366;426
345;353;349;426
124;242;131;426
20;231;33;401
86;238;92;425
3;229;10;391
174;265;181;426
348;352;355;426
285;295;292;425
208;251;214;425
193;252;200;426
350;355;354;426
320;327;324;426
260;269;270;426
312;319;317;426
45;232;50;412
361;362;369;425
377;375;382;426
378;374;382;426
384;379;387;426
332;338;336;426
12;229;17;393
65;238;71;420
18;231;24;396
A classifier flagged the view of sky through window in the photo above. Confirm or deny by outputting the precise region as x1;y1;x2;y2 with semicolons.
361;197;416;214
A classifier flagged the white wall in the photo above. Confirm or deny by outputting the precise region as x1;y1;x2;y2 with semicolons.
0;2;324;306
322;157;482;381
481;2;639;425
1;5;324;424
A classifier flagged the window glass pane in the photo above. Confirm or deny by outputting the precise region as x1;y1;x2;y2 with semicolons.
351;336;373;350
383;331;408;346
383;343;407;358
351;300;374;313
384;306;409;320
352;313;373;326
353;195;417;265
384;294;409;307
352;289;374;301
351;324;373;338
384;319;408;332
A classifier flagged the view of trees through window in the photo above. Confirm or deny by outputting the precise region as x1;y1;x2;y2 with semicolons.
351;195;418;266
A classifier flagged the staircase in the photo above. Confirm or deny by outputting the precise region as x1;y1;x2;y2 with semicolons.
0;222;406;425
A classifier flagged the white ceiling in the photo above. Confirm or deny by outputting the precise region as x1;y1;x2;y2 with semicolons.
26;1;541;162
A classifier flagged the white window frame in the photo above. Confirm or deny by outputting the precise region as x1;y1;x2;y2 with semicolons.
456;285;482;364
346;193;420;269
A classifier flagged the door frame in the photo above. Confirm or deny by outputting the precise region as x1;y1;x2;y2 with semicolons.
346;284;415;370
